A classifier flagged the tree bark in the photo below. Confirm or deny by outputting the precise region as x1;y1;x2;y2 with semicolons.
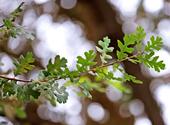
124;61;165;125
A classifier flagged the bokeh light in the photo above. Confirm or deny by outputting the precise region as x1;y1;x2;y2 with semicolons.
134;117;152;125
60;0;77;9
109;0;141;17
87;102;106;122
129;99;144;116
154;84;170;125
34;0;49;4
143;0;164;14
106;85;123;102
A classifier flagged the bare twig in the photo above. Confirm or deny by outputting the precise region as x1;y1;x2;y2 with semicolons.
0;75;32;82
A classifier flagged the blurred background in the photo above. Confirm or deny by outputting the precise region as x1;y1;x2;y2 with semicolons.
0;0;170;125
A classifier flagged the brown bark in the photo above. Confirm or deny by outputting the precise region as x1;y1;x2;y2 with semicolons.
124;61;165;125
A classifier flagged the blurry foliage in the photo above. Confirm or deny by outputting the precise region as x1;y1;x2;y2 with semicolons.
0;2;34;40
0;2;166;120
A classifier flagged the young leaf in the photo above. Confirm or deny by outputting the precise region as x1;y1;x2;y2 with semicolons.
145;36;163;52
137;35;165;72
134;26;146;42
45;55;67;78
77;50;96;72
142;51;165;72
96;36;114;63
117;26;146;60
13;52;35;75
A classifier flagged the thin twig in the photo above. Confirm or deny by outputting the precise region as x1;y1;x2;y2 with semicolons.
0;52;142;82
89;52;140;72
55;52;142;80
0;75;32;82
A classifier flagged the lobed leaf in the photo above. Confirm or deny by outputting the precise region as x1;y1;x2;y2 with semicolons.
45;55;67;78
96;36;114;63
145;36;163;52
13;52;35;75
117;26;146;60
142;51;165;72
77;50;96;72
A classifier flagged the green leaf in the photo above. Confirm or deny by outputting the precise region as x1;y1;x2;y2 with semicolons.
145;36;163;52
64;69;79;82
112;65;142;84
78;80;94;99
96;36;114;63
124;73;142;84
135;26;146;42
117;26;146;60
16;83;40;102
135;34;165;72
77;50;96;72
108;81;131;93
142;51;165;72
55;84;68;103
116;50;128;60
95;67;124;82
3;19;13;29
34;81;69;105
14;52;35;75
117;38;135;60
46;55;67;78
0;79;18;97
76;77;105;98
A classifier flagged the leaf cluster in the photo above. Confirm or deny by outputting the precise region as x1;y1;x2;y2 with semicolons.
0;25;166;106
117;26;146;60
137;36;165;72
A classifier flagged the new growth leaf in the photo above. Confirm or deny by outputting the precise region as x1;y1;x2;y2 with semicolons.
14;52;35;75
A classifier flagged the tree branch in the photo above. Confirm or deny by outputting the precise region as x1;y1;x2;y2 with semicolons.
0;75;32;82
0;52;141;82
